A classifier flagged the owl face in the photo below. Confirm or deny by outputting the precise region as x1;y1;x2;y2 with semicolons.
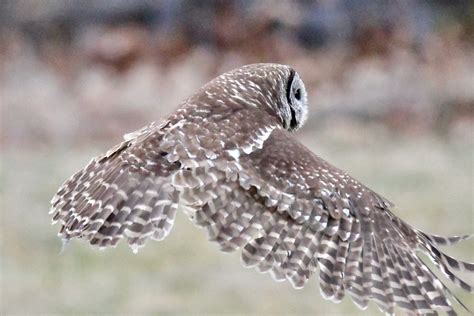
242;63;308;132
283;69;308;132
200;63;308;132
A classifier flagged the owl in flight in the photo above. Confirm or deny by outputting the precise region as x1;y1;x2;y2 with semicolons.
51;63;473;315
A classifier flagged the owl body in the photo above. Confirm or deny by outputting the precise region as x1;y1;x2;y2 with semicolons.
51;63;473;315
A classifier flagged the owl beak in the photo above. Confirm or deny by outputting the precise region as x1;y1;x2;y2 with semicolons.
289;106;298;131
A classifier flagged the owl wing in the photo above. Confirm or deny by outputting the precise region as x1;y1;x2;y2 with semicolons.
50;104;277;251
51;114;473;314
50;120;183;251
182;128;473;315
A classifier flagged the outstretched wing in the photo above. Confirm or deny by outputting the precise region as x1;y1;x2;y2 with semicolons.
50;113;473;314
180;128;473;315
50;120;182;252
50;103;278;251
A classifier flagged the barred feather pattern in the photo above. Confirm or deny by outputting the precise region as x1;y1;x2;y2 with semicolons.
51;120;181;251
163;124;473;315
50;63;473;315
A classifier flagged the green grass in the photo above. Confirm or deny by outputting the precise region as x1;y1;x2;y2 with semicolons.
1;125;473;315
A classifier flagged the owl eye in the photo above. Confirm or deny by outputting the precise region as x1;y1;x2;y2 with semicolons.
294;88;301;101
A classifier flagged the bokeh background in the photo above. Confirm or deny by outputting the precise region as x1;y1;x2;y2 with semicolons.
1;0;473;315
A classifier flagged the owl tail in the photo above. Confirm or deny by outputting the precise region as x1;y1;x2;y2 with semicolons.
50;136;180;253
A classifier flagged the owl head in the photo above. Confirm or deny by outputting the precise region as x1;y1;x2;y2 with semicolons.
199;63;309;132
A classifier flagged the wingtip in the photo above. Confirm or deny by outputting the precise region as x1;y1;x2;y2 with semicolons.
421;231;474;246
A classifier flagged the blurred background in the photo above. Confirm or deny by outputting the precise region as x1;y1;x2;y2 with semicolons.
1;0;473;314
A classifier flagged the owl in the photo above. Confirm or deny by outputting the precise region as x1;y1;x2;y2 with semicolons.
51;63;473;315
